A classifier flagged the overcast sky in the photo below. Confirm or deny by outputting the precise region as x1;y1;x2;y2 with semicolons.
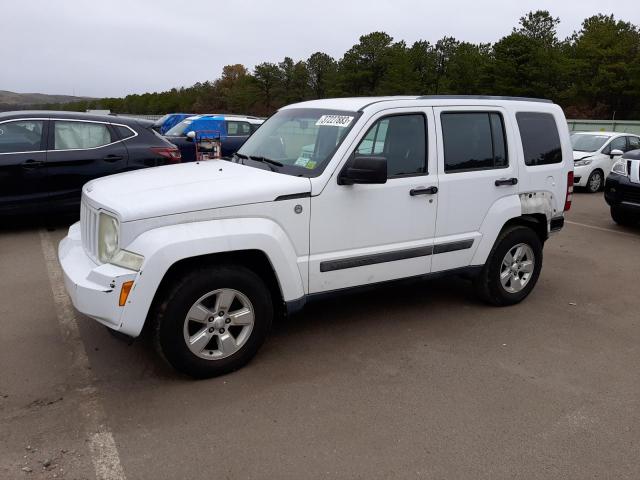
1;0;638;98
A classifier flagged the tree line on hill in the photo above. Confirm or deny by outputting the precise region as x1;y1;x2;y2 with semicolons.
44;11;640;119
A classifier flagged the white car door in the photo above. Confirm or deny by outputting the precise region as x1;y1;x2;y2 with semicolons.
432;106;519;272
601;136;627;176
308;108;438;293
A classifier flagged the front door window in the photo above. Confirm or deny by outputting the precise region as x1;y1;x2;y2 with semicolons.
0;120;44;153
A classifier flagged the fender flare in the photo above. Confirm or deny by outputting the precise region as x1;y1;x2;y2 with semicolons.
118;217;306;337
472;191;558;266
471;195;522;265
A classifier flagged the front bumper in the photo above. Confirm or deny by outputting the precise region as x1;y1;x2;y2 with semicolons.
573;164;592;187
604;173;640;211
59;222;138;333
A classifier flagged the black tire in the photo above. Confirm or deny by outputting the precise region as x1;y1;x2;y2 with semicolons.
586;169;604;193
611;207;638;226
474;226;543;306
153;265;273;379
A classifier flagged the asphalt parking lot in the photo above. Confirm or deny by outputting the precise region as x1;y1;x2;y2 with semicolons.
1;192;640;480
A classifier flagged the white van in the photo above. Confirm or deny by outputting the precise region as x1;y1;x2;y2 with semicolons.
59;96;573;378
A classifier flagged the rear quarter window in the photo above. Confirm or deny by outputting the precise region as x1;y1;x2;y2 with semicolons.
516;112;562;166
114;125;136;140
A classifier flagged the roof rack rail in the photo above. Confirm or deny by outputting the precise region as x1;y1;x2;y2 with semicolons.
417;95;553;103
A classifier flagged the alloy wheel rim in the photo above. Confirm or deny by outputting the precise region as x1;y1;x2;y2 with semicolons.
500;243;535;293
183;288;254;360
589;172;602;191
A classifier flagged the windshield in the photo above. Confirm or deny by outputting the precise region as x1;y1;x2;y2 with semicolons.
165;118;197;136
571;134;610;152
236;108;360;176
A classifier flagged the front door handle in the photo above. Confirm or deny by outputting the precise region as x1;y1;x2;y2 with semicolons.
495;177;518;186
21;159;45;169
410;186;438;196
103;154;124;162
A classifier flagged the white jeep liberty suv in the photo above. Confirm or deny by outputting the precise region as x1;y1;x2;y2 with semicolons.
59;96;573;378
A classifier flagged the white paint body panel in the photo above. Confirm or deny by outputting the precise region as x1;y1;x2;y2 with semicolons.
432;105;519;272
309;106;439;292
84;159;310;222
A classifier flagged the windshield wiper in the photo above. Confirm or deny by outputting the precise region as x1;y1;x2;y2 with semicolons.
247;155;283;171
233;153;283;171
232;152;248;164
249;155;283;167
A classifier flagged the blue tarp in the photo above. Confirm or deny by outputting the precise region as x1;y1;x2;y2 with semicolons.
160;113;194;134
186;116;226;137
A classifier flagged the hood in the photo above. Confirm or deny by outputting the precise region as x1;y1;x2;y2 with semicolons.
83;160;311;222
572;151;594;161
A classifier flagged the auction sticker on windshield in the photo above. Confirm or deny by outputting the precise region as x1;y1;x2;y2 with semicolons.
315;115;354;127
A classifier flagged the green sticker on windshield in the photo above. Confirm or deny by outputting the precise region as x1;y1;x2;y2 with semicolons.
306;161;317;169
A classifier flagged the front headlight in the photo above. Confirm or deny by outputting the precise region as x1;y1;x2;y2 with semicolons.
97;212;144;270
574;159;592;166
98;213;119;263
611;159;627;176
110;249;144;271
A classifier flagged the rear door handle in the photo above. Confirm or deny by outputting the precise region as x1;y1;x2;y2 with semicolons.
410;186;438;196
495;177;518;186
21;159;45;169
103;154;123;162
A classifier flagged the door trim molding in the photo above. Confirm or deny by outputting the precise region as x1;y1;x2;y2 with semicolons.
319;239;474;272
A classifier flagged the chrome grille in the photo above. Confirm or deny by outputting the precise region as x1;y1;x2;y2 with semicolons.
80;200;99;262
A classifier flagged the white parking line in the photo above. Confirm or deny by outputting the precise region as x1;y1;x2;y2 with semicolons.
39;229;126;480
565;220;640;239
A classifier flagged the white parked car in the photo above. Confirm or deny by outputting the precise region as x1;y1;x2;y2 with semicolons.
59;96;573;378
571;131;640;193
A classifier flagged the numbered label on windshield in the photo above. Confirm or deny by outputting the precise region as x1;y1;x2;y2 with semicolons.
315;115;354;128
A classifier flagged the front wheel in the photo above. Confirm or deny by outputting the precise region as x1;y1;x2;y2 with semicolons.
586;170;604;193
611;207;638;227
153;265;273;378
474;226;543;306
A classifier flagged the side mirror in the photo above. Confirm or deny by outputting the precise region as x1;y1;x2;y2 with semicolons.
338;155;387;185
610;149;623;158
186;131;196;141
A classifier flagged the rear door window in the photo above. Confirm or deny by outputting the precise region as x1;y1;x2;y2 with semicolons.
53;121;114;150
0;120;45;153
441;112;507;172
516;112;562;166
627;136;640;152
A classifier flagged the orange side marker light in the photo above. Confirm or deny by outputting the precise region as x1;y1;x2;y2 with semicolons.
119;281;134;306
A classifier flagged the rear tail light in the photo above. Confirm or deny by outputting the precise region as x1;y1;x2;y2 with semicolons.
564;171;574;212
151;146;181;163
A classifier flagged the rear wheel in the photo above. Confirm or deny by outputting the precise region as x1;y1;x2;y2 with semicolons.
153;265;273;378
586;169;603;193
611;207;638;227
474;226;543;306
